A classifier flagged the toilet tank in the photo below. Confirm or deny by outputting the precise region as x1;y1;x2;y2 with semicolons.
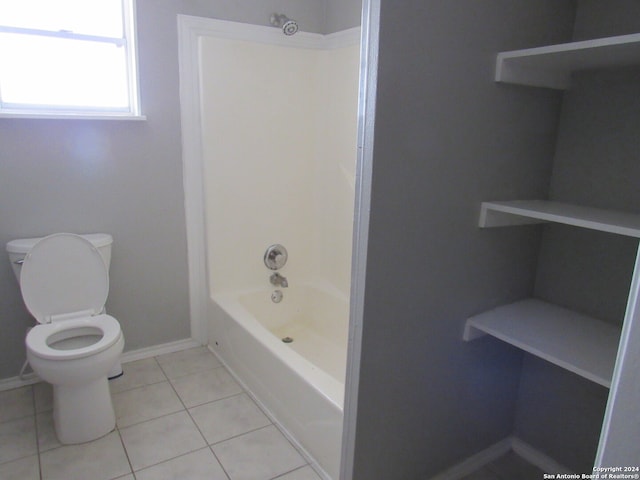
6;233;113;283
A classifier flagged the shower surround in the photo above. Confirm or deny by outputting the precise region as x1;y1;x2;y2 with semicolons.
188;17;360;479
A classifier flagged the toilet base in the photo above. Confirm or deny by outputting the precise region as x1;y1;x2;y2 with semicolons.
52;377;116;444
108;360;123;380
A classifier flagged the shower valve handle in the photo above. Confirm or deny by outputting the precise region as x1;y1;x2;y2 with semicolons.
264;244;288;270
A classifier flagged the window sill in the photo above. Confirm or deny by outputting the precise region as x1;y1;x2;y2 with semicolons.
0;112;147;121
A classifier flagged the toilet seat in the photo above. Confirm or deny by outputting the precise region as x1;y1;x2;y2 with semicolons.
20;233;109;324
20;233;122;361
26;314;122;360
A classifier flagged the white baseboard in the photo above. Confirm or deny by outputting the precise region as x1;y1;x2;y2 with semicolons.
0;372;41;392
119;338;202;363
428;437;512;480
0;337;203;392
511;437;573;474
428;436;574;480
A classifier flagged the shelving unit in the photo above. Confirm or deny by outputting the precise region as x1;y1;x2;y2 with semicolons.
479;200;640;238
463;299;620;387
495;33;640;89
468;21;640;469
465;199;640;388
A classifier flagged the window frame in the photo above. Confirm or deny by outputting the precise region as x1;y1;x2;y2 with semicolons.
0;0;144;120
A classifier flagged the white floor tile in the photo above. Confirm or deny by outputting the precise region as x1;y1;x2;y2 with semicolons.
0;386;33;423
0;415;37;464
189;393;271;445
114;381;183;427
40;430;131;480
110;357;167;394
170;367;242;407
33;381;53;413
274;465;322;480
119;410;206;471
0;454;40;480
135;447;228;480
36;410;62;452
0;347;327;480
156;347;221;379
212;425;306;480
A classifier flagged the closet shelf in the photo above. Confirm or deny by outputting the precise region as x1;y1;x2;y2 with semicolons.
495;33;640;89
479;200;640;238
463;299;620;387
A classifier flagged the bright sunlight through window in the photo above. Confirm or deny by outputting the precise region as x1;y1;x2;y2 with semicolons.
0;0;142;118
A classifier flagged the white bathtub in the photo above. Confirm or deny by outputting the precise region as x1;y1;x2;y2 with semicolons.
208;283;349;479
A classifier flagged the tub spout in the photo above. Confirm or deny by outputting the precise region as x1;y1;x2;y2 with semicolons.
270;272;288;288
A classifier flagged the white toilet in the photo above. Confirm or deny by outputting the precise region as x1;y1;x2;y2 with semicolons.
6;233;124;444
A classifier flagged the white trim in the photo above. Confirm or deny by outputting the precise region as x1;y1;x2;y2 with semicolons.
0;113;146;121
119;337;202;363
177;16;209;345
324;27;362;49
177;15;323;49
428;438;512;480
124;0;143;117
511;437;573;475
0;0;142;119
0;338;201;392
340;1;378;479
428;437;574;480
0;25;124;45
176;15;360;51
0;372;40;392
595;243;640;465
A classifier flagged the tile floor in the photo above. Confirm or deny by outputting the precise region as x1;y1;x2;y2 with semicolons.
0;346;323;480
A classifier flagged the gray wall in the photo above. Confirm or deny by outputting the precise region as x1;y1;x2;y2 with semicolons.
573;0;640;41
325;0;362;33
0;0;331;380
352;1;575;478
516;2;640;471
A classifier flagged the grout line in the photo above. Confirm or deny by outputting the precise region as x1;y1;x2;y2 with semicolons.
110;377;168;395
131;446;216;476
30;385;44;480
207;424;275;447
2;346;324;480
114;427;135;479
155;360;225;383
178;390;248;410
123;348;231;478
270;464;315;479
208;445;232;480
206;345;331;479
157;353;215;472
116;408;188;432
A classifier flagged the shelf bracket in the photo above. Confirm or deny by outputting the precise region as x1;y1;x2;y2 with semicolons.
462;320;487;341
479;204;547;228
496;59;570;90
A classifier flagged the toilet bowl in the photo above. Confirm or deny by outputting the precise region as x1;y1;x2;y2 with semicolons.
13;233;124;444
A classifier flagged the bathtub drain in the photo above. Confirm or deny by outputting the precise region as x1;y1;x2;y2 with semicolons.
282;336;294;343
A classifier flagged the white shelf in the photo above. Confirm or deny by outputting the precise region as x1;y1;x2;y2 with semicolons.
463;299;620;387
479;200;640;238
495;33;640;89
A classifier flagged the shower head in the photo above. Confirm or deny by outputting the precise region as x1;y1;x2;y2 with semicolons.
270;13;299;36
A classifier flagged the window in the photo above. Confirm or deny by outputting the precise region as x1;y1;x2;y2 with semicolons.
0;0;142;119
